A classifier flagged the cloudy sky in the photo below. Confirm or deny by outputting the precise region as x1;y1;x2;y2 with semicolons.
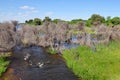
0;0;120;22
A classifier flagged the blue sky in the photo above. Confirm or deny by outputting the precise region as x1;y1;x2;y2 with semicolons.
0;0;120;22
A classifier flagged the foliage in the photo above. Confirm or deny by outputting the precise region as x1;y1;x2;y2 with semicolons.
26;19;34;24
43;16;52;22
53;19;60;24
63;41;120;80
34;18;42;25
0;57;10;77
69;27;96;35
0;52;12;57
25;18;42;25
69;19;83;24
53;19;66;24
24;14;120;26
111;17;120;26
85;27;96;34
105;16;112;26
47;47;57;54
85;20;91;27
89;14;105;26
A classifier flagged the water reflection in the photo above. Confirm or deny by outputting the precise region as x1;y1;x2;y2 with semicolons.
63;42;79;49
71;35;78;43
16;24;22;31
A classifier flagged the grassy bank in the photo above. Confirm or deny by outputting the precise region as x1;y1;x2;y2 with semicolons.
63;41;120;80
0;55;10;77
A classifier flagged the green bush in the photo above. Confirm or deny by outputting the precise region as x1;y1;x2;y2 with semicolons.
63;41;120;80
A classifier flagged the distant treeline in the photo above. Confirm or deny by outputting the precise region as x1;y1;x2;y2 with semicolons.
25;14;120;27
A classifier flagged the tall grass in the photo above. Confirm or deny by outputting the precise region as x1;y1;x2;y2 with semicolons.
47;47;57;54
0;56;10;77
63;41;120;80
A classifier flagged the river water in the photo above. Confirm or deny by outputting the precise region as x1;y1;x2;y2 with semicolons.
0;46;78;80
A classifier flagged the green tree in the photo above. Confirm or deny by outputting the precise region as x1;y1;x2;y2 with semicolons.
89;14;105;26
28;19;33;24
53;19;66;24
69;19;83;24
43;16;52;22
25;20;28;23
105;16;113;26
85;20;91;27
53;19;61;24
111;17;120;25
34;18;42;25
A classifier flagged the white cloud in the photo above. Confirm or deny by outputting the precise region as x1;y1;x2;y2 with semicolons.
17;12;22;15
0;6;40;22
0;12;32;22
19;5;39;13
45;12;54;16
17;12;30;17
20;6;35;10
32;10;39;13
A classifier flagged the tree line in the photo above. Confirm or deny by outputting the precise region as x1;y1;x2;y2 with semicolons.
25;14;120;27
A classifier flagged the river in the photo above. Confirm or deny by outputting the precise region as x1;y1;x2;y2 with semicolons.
0;46;78;80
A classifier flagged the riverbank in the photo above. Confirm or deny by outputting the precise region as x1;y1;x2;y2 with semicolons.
0;57;9;77
0;52;11;77
63;41;120;80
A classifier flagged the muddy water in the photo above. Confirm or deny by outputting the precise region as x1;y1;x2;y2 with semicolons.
0;46;78;80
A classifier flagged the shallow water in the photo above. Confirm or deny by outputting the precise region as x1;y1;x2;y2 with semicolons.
63;35;79;49
0;46;78;80
63;42;79;49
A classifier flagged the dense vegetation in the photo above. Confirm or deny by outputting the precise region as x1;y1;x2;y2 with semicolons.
0;52;11;77
0;56;9;77
63;41;120;80
25;14;120;27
